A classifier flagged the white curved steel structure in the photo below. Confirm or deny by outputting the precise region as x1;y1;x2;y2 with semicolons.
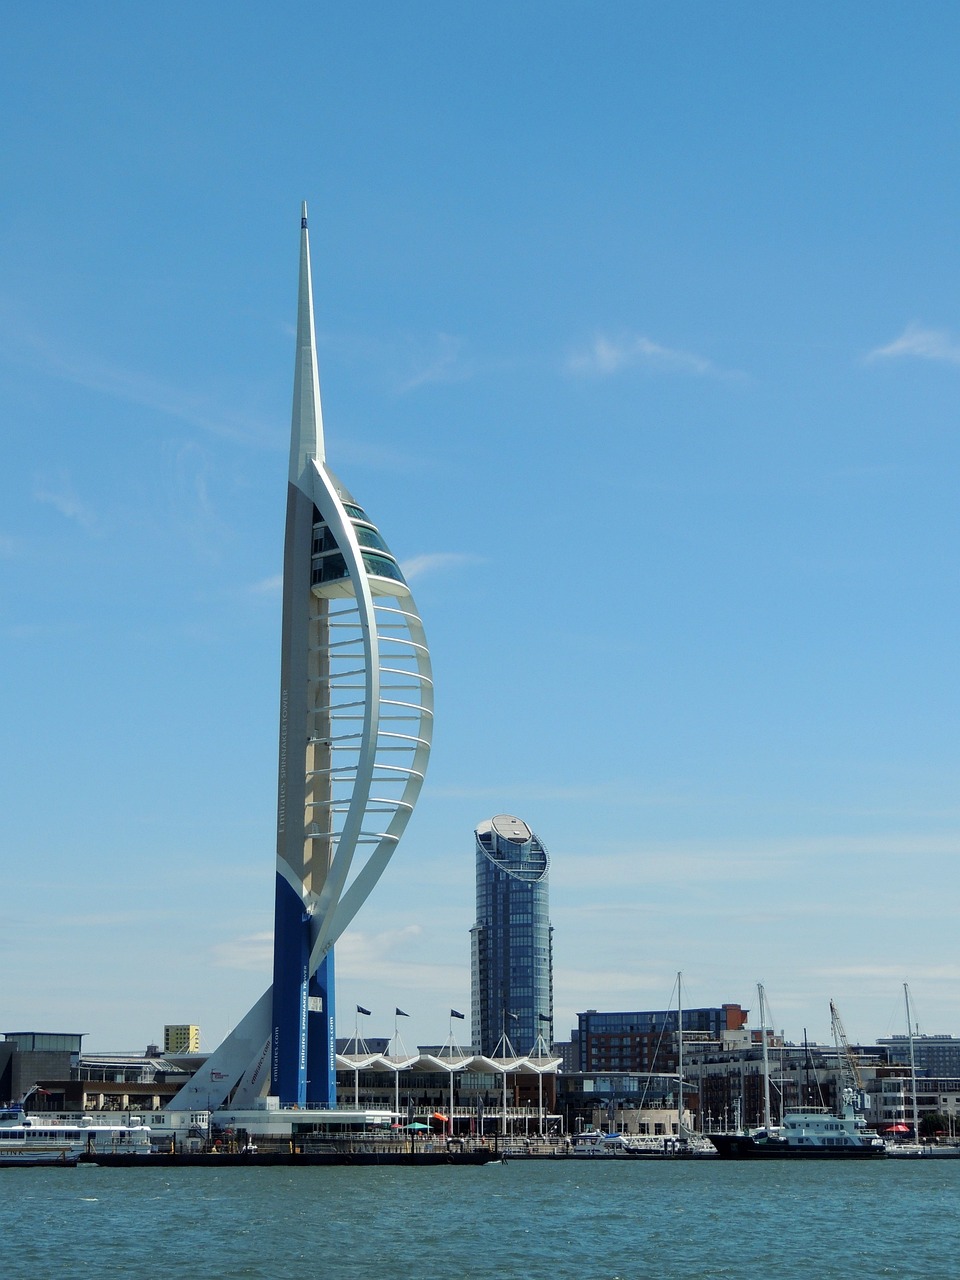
298;466;434;975
168;206;431;1112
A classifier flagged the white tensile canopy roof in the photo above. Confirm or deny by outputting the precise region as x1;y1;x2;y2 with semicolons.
335;1051;562;1075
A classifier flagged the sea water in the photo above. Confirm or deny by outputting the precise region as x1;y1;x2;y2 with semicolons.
2;1159;957;1279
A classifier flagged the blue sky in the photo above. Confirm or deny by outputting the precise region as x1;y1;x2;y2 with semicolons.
3;3;960;1055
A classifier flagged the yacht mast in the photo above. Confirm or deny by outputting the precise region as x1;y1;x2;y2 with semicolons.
759;982;772;1130
677;971;684;1137
904;983;919;1141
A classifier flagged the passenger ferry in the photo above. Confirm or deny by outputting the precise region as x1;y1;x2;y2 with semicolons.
0;1108;152;1167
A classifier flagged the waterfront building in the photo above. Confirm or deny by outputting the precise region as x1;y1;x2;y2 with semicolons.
0;1033;83;1106
470;815;553;1056
577;1004;747;1075
167;207;433;1113
877;1034;960;1079
556;1071;682;1135
163;1025;200;1054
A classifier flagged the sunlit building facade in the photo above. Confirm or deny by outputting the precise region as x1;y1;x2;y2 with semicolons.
163;1025;200;1055
470;815;553;1056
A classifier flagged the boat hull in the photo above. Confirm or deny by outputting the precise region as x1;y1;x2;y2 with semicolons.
0;1150;80;1168
710;1134;886;1159
85;1149;498;1168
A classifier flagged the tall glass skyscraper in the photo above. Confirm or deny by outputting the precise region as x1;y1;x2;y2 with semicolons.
470;815;553;1056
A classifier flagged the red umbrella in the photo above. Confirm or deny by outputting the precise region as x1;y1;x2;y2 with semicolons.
884;1123;910;1132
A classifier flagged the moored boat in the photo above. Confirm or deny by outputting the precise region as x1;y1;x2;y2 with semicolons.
568;1131;643;1157
0;1107;152;1167
710;1100;887;1159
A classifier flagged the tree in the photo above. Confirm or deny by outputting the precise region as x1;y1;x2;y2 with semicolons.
918;1111;950;1139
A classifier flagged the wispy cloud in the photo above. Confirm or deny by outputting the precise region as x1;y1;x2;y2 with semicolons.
397;333;470;393
33;473;98;531
400;551;480;582
551;851;788;895
866;323;960;365
566;333;729;378
211;931;273;971
0;306;279;445
557;968;663;998
244;573;282;596
426;780;691;805
335;925;456;989
808;963;960;982
337;925;423;964
315;327;474;397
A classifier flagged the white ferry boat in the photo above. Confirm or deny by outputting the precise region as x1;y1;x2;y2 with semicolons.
709;1102;886;1159
569;1131;638;1157
0;1108;152;1167
567;1130;715;1159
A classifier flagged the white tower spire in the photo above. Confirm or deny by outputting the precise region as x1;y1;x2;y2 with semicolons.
168;206;433;1113
290;201;324;480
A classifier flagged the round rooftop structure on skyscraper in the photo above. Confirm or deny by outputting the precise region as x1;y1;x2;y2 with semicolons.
491;814;533;844
475;815;548;882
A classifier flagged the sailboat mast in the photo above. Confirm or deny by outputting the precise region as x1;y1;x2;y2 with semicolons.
905;983;919;1141
759;982;772;1130
677;970;684;1137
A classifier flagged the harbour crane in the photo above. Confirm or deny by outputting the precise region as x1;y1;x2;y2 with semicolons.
829;999;865;1093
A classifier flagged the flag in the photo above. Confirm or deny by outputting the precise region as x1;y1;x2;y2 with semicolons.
396;1008;409;1017
450;1009;465;1020
357;1005;371;1016
538;1013;551;1022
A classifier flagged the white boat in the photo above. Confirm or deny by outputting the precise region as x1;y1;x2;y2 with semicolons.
569;1130;638;1157
566;975;716;1160
567;1129;715;1159
0;1108;152;1166
883;986;960;1158
710;988;886;1159
710;1095;887;1158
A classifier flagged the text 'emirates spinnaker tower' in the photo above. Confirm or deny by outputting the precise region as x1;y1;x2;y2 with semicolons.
170;207;433;1112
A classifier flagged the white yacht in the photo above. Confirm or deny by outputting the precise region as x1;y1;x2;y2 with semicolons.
0;1108;152;1166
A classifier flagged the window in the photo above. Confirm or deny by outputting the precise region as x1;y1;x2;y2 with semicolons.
361;553;405;584
312;553;349;586
353;525;390;553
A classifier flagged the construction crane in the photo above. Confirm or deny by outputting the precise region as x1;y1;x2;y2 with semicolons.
830;999;865;1093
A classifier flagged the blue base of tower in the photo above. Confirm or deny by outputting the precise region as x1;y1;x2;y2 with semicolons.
308;953;336;1109
270;876;336;1109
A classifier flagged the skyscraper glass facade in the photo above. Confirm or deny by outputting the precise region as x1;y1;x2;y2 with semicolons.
470;815;553;1056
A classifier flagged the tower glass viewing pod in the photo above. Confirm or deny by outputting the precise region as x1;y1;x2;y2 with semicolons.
168;206;432;1114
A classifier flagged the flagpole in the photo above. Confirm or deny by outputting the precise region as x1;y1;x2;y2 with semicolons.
394;1009;400;1125
353;1005;370;1111
392;1008;410;1139
502;1005;507;1143
538;1048;543;1138
447;1009;466;1139
448;1011;454;1140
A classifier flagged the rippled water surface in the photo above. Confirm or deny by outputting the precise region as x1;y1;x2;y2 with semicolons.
3;1160;957;1278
